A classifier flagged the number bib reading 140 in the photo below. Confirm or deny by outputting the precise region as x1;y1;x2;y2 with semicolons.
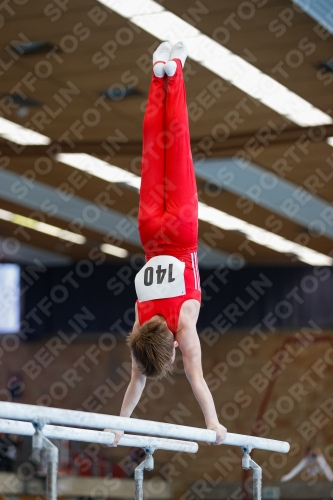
135;255;186;302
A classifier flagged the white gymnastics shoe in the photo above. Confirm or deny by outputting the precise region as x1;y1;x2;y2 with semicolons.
153;41;172;77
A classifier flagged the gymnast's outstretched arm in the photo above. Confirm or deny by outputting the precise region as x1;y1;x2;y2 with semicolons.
120;354;147;418
105;353;146;446
177;311;227;445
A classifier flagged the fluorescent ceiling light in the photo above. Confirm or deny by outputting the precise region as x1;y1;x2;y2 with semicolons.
203;55;330;127
132;11;200;40
198;203;332;266
99;0;163;17
183;35;231;61
0;208;85;245
0;117;51;145
99;0;332;127
57;153;141;190
100;243;129;258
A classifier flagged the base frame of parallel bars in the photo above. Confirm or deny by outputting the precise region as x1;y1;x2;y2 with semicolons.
241;446;262;500
16;412;282;500
29;431;267;500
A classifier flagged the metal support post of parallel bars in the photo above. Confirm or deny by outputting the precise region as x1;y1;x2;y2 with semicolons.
242;446;262;500
32;421;58;500
134;447;155;500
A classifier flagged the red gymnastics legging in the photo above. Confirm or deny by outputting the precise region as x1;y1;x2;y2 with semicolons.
138;59;198;257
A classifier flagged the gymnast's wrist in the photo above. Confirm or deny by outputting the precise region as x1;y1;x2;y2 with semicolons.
120;409;132;418
206;419;220;429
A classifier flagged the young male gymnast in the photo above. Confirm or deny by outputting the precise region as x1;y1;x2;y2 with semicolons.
109;41;227;445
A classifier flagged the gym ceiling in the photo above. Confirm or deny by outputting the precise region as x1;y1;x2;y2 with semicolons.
0;0;332;266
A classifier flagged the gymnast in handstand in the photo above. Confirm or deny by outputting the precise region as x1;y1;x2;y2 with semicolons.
112;41;227;445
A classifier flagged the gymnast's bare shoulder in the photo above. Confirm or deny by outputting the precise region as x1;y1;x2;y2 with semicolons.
178;299;200;331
